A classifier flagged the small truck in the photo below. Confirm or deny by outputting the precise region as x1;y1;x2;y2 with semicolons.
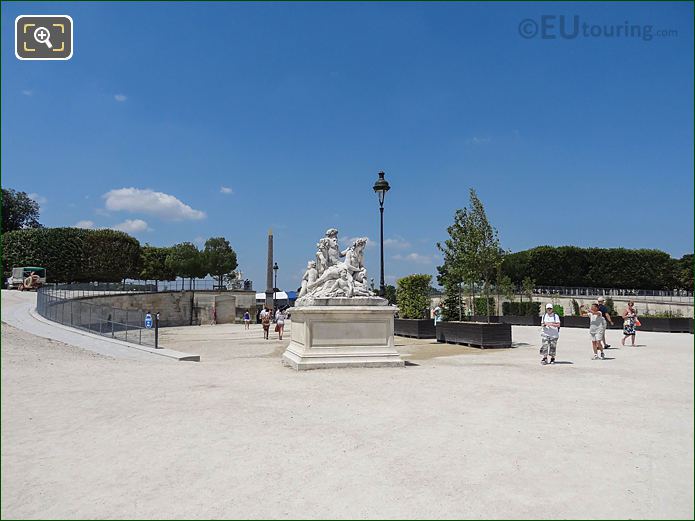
6;267;47;290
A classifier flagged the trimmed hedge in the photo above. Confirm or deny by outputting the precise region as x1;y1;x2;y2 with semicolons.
502;301;541;316
2;227;141;283
502;246;688;290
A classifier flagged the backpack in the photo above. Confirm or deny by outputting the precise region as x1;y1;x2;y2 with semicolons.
542;313;560;329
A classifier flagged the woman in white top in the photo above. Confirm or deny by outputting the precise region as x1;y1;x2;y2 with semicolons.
275;309;286;340
580;303;606;360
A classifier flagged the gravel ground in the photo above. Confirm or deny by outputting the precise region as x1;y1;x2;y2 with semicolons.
1;295;693;519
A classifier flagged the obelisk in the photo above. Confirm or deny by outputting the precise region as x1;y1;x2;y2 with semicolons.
265;228;274;309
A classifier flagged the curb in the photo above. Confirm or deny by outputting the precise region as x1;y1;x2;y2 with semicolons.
29;307;200;362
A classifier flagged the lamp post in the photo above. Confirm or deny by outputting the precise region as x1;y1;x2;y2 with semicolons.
273;262;279;311
372;171;390;297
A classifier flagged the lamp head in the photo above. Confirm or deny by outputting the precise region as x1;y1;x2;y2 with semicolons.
372;171;390;206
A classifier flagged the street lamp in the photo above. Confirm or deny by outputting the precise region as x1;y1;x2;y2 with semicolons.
273;262;279;311
372;171;390;297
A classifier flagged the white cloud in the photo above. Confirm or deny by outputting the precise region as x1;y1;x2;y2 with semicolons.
466;136;491;145
392;252;439;265
22;90;33;96
74;220;95;229
112;219;150;233
193;236;205;246
103;188;206;221
114;94;127;102
28;193;47;205
220;186;233;194
383;237;411;250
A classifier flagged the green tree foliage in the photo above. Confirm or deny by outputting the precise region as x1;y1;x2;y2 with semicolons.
675;254;693;290
396;274;432;319
203;237;238;288
166;242;206;288
140;245;177;288
474;297;496;316
384;284;397;305
501;246;688;290
2;227;141;282
1;188;42;233
84;229;141;282
521;276;535;304
437;189;503;322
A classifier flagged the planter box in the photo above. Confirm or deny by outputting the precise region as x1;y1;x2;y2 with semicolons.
561;316;623;329
668;318;692;333
560;316;588;328
394;318;436;339
436;321;512;349
468;315;500;323
636;317;692;333
500;315;539;326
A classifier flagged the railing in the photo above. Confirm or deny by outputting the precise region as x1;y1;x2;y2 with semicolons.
531;285;693;302
36;285;156;347
46;279;255;293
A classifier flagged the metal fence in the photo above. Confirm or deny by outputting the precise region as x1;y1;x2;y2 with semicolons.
532;285;693;302
36;285;156;347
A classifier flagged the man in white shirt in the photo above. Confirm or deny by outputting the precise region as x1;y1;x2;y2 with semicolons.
540;303;561;365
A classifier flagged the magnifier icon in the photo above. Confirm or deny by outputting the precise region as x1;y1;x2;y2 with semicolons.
33;26;53;49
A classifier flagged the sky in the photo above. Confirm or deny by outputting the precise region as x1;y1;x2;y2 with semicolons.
2;1;693;291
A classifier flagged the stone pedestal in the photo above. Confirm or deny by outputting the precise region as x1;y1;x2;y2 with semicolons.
282;298;404;370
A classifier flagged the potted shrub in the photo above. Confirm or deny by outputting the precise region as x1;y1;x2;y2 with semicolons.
435;189;512;348
394;274;436;339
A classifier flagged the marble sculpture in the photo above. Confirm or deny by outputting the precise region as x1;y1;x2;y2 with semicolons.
297;228;374;300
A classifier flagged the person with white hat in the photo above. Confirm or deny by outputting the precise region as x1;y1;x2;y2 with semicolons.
540;303;561;365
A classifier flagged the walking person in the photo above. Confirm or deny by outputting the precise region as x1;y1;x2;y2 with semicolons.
597;297;614;348
581;303;606;360
433;302;443;326
540;303;561;365
621;301;638;346
261;307;271;340
243;310;251;330
275;308;286;340
210;305;217;326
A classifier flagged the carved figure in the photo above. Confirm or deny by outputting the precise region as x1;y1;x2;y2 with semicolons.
299;261;318;298
297;228;377;301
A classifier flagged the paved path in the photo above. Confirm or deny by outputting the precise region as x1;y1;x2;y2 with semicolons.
1;291;186;362
2;293;693;519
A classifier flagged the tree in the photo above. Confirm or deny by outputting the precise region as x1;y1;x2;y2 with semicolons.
522;276;535;305
203;237;238;288
384;284;397;305
2;188;41;232
166;242;205;289
140;245;176;290
676;254;694;291
84;229;141;282
436;208;471;321
497;272;515;315
396;274;432;319
2;227;141;283
437;189;503;322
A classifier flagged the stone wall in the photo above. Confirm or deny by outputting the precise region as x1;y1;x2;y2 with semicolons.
74;290;257;327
